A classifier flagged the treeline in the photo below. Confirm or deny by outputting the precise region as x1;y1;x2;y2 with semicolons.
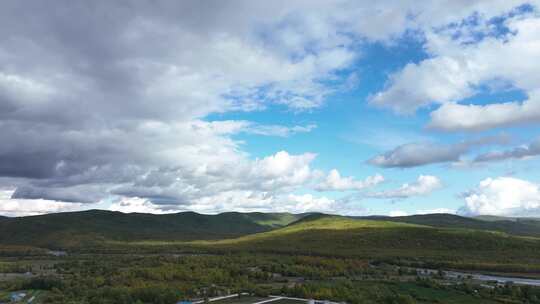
0;254;372;303
3;253;540;304
0;261;32;273
375;258;540;273
282;278;540;304
0;245;48;257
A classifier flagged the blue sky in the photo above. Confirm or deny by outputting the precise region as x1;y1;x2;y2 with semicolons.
0;1;539;217
207;18;540;216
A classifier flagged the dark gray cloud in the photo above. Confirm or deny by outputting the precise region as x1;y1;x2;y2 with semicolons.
368;135;509;168
11;185;106;204
0;0;367;208
474;137;540;163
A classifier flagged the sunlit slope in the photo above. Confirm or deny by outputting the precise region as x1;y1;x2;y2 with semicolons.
196;215;540;265
362;213;540;237
4;210;540;268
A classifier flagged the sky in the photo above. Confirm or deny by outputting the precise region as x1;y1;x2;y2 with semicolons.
1;1;540;217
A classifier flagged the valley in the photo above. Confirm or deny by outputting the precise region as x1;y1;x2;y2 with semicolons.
2;211;540;303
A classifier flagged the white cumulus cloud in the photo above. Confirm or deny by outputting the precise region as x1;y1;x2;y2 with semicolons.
371;11;540;131
460;177;540;216
369;175;443;199
316;169;384;191
0;188;83;217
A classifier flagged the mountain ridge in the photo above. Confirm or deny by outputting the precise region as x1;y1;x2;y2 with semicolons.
356;213;540;237
3;210;540;250
0;209;307;248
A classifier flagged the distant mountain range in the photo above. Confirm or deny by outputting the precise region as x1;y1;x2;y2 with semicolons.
474;215;540;222
355;213;540;238
2;210;540;251
0;209;306;248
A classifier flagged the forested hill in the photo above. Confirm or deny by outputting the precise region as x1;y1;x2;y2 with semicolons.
0;210;306;247
356;213;540;238
2;210;540;250
201;215;540;267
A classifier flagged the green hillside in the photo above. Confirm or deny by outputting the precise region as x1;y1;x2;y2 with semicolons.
475;215;540;222
0;210;305;248
224;211;309;228
189;215;540;269
359;213;540;237
4;210;540;270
